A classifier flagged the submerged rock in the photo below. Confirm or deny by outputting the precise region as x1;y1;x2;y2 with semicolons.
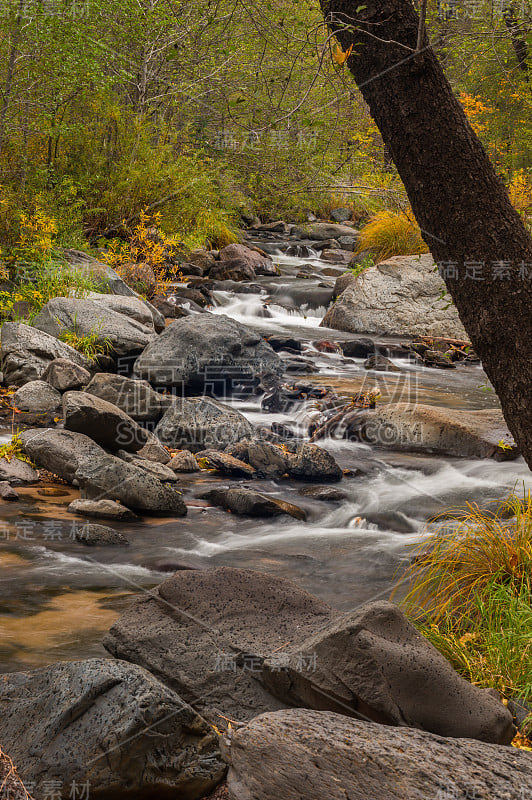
0;658;225;800
321;254;467;338
68;498;139;521
225;710;530;800
74;523;129;546
202;487;305;520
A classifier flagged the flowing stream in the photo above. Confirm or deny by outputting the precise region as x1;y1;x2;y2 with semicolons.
0;236;531;673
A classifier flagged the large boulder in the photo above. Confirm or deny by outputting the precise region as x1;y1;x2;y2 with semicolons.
87;292;161;331
343;403;519;459
0;658;225;800
84;374;169;423
12;380;62;416
103;569;512;743
1;322;91;386
32;297;156;358
63;391;149;453
134;314;281;391
292;222;358;241
75;453;187;515
262;600;514;743
42;358;91;392
224;710;532;800
218;243;277;277
20;428;106;483
286;443;343;482
155;397;255;453
321;254;468;338
103;568;333;723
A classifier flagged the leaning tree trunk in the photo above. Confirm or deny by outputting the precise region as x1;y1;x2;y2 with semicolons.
320;0;532;470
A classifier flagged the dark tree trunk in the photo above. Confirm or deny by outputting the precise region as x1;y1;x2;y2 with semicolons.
502;4;529;75
320;0;532;470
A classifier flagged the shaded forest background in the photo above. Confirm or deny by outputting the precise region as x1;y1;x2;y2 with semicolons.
0;0;531;252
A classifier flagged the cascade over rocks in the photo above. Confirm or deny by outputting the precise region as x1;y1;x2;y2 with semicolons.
224;710;531;800
134;314;281;392
0;658;225;800
321;254;468;338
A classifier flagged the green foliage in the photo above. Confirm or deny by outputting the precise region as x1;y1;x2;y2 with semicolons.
0;432;34;465
348;253;374;277
58;326;112;360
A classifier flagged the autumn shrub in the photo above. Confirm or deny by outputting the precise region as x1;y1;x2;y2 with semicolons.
356;209;429;263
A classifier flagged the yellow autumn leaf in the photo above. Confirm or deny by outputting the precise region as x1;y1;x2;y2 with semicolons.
332;43;353;66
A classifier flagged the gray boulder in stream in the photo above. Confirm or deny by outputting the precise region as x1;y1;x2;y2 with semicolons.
0;658;225;800
75;453;187;516
343;403;519;460
224;710;531;800
134;313;281;391
155;396;255;453
20;428;106;483
1;322;91;386
103;567;513;743
63;391;149;452
33;297;156;357
321;254;468;338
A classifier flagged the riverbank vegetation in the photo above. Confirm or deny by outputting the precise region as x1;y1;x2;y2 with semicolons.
1;1;532;260
400;494;532;741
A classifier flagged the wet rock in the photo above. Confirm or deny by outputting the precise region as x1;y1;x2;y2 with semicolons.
339;337;375;358
117;451;179;482
41;358;91;393
364;354;400;372
75;453;187;515
202;487;305;520
262;600;514;743
148;559;201;573
63;391;149;453
0;658;225;800
169;450;200;473
292;222;357;241
103;567;333;722
364;511;418;533
246;440;290;480
0;481;19;500
134;313;281;391
1;322;91;386
225;710;529;800
321;254;468;338
137;433;172;464
20;428;105;483
84;373;169;423
298;486;347;502
12;380;62;419
286;443;343;482
75;523;129;546
313;340;342;353
155;396;255;453
266;336;302;353
33;297;156;358
219;243;277;277
320;249;353;264
196;450;256;477
423;348;456;368
343;403;519;460
68;498;139;521
330;207;352;223
209;259;256;282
